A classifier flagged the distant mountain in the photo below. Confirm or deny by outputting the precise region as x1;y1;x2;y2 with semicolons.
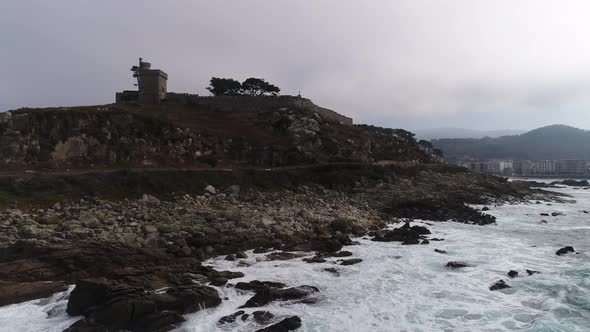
432;124;590;161
414;127;526;140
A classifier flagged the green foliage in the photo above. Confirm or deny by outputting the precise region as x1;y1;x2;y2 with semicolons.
206;77;280;97
206;77;242;96
241;78;280;96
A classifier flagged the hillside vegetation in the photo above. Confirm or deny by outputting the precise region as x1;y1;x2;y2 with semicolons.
433;125;590;161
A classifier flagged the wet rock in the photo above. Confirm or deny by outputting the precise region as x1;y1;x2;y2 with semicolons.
556;246;575;256
446;261;470;269
340;258;362;266
323;268;339;274
236;251;248;259
489;279;511;291
539;220;548;224
266;252;306;261
253;247;269;254
225;254;236;261
329;251;353;257
241;286;319;308
303;256;327;263
218;310;245;325
372;222;430;244
551;212;564;217
434;249;447;254
553;179;589;187
540;213;549;216
526;269;541;275
253;310;274;324
63;319;109;332
210;277;228;286
66;279;221;331
234;280;286;292
481;206;490;211
292;239;343;253
0;281;68;306
421;239;430;244
507;270;518;278
255;316;302;332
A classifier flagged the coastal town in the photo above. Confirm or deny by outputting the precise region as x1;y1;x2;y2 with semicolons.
459;159;590;177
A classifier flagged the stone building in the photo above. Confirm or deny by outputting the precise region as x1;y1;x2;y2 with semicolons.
116;58;168;104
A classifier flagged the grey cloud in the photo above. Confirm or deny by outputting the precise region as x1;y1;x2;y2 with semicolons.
2;0;590;131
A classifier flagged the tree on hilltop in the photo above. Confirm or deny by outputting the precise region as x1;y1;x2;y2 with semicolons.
241;78;280;96
206;77;242;96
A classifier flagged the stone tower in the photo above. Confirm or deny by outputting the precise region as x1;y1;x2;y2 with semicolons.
136;59;168;103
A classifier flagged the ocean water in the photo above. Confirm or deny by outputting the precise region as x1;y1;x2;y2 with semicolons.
1;184;589;332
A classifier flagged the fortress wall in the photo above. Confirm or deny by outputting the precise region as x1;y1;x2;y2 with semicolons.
165;94;353;125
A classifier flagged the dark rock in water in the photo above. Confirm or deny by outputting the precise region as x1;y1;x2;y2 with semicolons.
340;258;362;266
210;277;229;286
446;261;470;269
481;206;490;211
241;286;319;308
383;197;496;225
526;269;541;275
372;222;431;244
421;239;430;245
303;256;327;263
556;246;575;256
332;233;355;246
553;179;590;187
430;238;444;241
324;268;339;274
0;281;68;306
507;270;518;278
225;254;236;261
63;319;110;332
540;213;550;216
581;210;589;214
266;252;305;261
236;251;248;259
66;279;221;331
242;313;250;321
551;212;564;217
434;249;447;254
292;239;343;253
253;310;275;324
255;316;302;332
218;310;245;324
490;279;511;291
234;280;286;292
254;247;269;254
539;220;548;224
329;251;353;257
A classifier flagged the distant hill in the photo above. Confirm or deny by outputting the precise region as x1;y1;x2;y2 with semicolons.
414;127;525;140
432;124;590;161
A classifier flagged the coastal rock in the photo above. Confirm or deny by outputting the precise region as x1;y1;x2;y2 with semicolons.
253;310;275;324
489;280;511;291
255;316;302;332
556;246;575;256
218;310;245;325
0;281;68;306
340;258;362;266
507;270;518;278
241;286;319;308
266;252;305;261
234;280;286;292
434;249;447;254
204;185;217;195
526;269;541;275
446;261;470;269
371;222;430;243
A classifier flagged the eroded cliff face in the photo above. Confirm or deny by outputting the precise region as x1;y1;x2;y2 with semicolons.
0;103;433;169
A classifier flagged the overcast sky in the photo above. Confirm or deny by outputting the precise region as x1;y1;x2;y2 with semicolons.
2;1;590;131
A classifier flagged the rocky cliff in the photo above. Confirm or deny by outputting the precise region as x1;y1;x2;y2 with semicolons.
0;101;432;170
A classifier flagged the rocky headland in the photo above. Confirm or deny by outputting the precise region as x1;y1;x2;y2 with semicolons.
0;100;568;331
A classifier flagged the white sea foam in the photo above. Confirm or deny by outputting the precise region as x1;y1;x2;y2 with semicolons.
1;184;589;331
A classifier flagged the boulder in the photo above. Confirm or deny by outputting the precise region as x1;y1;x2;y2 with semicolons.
266;252;305;261
255;316;302;332
507;270;518;278
446;261;470;269
556;246;575;256
218;310;245;325
241;286;319;308
340;258;362;266
526;269;541;275
0;281;68;306
371;222;430;244
253;310;275;324
434;249;447;254
204;185;217;195
489;280;511;291
234;280;286;292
